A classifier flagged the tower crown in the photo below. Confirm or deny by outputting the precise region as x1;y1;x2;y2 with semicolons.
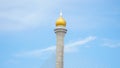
56;12;66;27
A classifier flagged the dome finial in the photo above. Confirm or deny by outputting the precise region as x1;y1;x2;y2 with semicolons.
60;9;62;17
56;10;66;27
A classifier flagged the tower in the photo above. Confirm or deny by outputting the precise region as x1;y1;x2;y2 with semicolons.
54;12;67;68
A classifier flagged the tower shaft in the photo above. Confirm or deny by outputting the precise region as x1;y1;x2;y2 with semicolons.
55;27;67;68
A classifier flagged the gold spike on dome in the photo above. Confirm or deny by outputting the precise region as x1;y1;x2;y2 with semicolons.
56;11;66;27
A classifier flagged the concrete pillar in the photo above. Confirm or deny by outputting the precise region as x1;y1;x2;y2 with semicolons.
54;27;67;68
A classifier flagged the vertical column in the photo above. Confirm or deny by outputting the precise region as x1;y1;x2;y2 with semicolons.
55;27;67;68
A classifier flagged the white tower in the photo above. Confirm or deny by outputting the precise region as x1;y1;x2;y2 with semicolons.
54;12;67;68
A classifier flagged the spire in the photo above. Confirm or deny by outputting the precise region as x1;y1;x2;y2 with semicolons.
60;10;63;17
56;10;66;27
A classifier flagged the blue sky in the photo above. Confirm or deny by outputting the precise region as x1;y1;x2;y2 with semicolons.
0;0;120;68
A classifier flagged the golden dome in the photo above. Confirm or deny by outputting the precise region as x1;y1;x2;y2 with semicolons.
56;12;66;27
56;17;66;27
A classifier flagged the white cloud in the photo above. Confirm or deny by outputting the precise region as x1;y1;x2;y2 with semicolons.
102;39;120;48
0;12;44;31
15;46;56;57
65;36;96;52
14;36;96;58
0;0;59;31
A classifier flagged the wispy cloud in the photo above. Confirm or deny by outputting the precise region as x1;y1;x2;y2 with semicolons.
102;39;120;48
0;12;44;31
0;0;59;31
14;36;96;58
65;36;96;52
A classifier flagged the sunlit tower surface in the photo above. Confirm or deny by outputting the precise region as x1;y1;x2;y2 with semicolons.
54;12;67;68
